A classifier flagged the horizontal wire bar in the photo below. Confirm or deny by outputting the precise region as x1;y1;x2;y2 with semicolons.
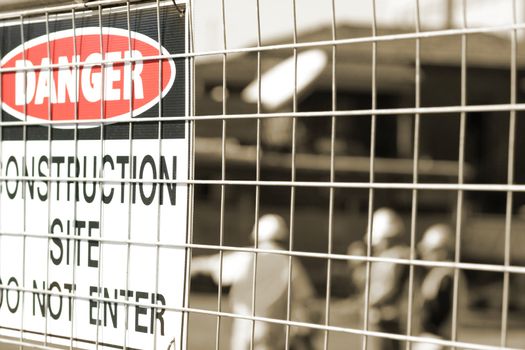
2;175;525;192
0;0;173;20
2;16;525;74
0;55;177;74
0;10;524;59
1;230;524;274
0;0;178;29
0;284;519;350
0;103;522;128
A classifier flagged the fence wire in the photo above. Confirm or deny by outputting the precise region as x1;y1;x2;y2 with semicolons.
0;0;523;350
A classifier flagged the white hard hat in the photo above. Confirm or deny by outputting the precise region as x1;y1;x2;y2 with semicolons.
418;224;454;254
251;214;288;243
412;333;444;350
370;207;404;246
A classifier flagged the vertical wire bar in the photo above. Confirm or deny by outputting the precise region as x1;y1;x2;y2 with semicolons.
451;1;467;346
216;0;228;348
249;0;263;343
152;1;163;348
251;0;263;348
500;0;518;346
405;1;421;349
182;0;196;347
362;1;378;349
94;5;106;349
322;0;337;348
69;9;80;349
44;12;52;347
123;2;134;348
284;0;299;348
18;15;27;350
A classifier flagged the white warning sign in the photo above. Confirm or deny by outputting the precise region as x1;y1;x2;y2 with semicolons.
0;2;190;350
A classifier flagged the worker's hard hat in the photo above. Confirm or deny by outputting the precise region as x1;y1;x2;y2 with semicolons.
418;224;454;254
370;207;405;246
251;214;288;243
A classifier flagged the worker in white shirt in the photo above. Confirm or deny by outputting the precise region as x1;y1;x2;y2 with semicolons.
191;214;316;350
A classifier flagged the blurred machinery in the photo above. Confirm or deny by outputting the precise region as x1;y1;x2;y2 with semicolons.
191;24;525;304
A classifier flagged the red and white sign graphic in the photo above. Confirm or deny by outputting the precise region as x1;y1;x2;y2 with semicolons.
0;27;175;126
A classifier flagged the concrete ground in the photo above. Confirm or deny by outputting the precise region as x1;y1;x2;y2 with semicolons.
186;293;525;350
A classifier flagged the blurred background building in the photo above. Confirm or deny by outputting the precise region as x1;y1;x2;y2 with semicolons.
190;0;525;285
186;0;525;348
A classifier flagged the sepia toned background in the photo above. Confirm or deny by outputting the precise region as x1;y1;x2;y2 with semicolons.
0;0;524;349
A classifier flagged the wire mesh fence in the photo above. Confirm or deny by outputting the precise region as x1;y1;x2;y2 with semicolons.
0;0;524;349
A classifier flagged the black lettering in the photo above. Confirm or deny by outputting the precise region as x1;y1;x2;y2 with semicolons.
83;156;97;203
6;156;19;199
63;283;75;321
0;277;3;309
103;288;118;328
48;281;62;320
102;155;115;204
32;280;46;317
74;220;86;266
159;156;176;206
135;291;148;333
89;286;100;325
151;293;166;335
37;156;48;201
50;219;63;265
139;155;156;205
116;156;129;203
66;220;71;265
51;156;64;200
131;156;137;204
67;156;80;201
88;221;100;268
7;277;20;313
22;156;35;199
119;289;134;298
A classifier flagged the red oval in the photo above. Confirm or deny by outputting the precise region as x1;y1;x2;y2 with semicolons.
0;27;175;126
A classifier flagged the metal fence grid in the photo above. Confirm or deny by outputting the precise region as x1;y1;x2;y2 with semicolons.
0;0;523;349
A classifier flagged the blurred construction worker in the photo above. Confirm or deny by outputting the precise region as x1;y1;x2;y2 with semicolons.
414;224;467;350
347;237;367;294
191;214;316;350
347;207;410;350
